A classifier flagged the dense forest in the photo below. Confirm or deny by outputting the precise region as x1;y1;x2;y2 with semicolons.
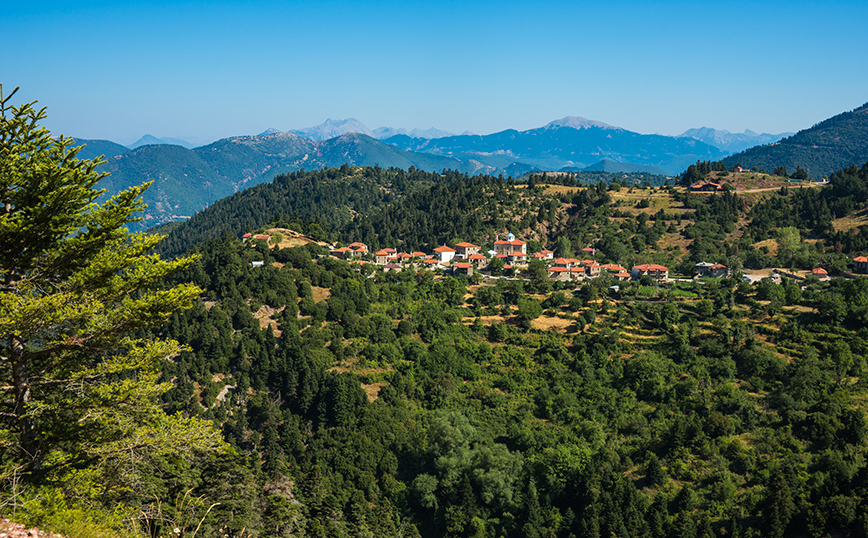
130;225;868;537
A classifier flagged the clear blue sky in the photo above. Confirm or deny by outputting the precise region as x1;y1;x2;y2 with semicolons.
4;0;867;146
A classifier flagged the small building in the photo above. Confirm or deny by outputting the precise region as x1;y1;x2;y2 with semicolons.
601;263;627;274
548;266;571;281
585;262;601;278
507;252;527;266
613;271;632;281
570;266;586;281
694;262;729;278
332;246;352;260
454;242;481;258
554;257;573;269
382;263;403;272
633;263;669;281
397;252;413;263
348;241;368;250
812;267;830;281
452;262;474;276
433;245;456;263
468;253;488;268
374;250;391;265
854;256;868;274
494;238;527;256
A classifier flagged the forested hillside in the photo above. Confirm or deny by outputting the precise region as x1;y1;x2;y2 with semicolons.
723;102;868;179
138;225;868;537
155;167;670;259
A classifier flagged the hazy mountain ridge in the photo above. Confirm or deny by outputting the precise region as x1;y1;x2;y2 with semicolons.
384;122;726;174
129;134;198;149
680;127;793;153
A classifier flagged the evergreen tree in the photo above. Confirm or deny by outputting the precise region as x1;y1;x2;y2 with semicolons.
0;86;223;498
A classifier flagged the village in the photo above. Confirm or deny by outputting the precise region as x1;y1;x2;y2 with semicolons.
242;228;868;285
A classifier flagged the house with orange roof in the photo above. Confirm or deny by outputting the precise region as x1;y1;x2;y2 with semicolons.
349;242;368;249
433;245;456;263
468;253;488;268
452;262;474;276
632;263;669;281
614;271;632;281
854;256;868;274
494;238;527;256
548;266;571;281
411;251;428;259
507;252;527;265
332;246;352;260
694;262;729;278
812;267;830;280
554;257;572;269
569;266;586;280
601;263;627;273
397;252;413;263
374;250;390;265
454;242;481;258
584;262;601;278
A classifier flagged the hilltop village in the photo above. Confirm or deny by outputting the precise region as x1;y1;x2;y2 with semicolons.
243;230;868;285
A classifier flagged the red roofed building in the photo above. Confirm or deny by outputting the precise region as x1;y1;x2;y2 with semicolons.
433;245;456;263
468;253;488;268
494;238;527;256
374;250;390;265
584;262;601;278
548;266;571;281
454;242;481;258
632;263;669;281
349;242;368;249
452;262;474;276
614;271;632;281
854;256;868;274
332;246;352;260
601;263;627;273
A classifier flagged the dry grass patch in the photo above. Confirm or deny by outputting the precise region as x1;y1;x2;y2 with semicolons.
253;304;285;336
531;315;574;333
832;208;868;232
311;286;331;303
361;382;386;402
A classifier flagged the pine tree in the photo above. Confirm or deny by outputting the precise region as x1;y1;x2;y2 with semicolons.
0;85;223;496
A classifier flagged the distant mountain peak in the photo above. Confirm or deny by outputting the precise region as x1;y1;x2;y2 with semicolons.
544;116;620;131
289;118;373;141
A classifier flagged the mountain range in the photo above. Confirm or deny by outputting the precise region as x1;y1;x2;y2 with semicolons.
69;111;849;228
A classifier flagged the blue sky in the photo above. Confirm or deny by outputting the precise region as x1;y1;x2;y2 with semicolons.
4;0;867;146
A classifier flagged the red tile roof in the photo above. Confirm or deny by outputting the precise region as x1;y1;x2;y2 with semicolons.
433;245;456;253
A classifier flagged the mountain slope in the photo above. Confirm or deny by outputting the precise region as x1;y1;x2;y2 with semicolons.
69;138;130;161
722;102;868;178
99;132;464;227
